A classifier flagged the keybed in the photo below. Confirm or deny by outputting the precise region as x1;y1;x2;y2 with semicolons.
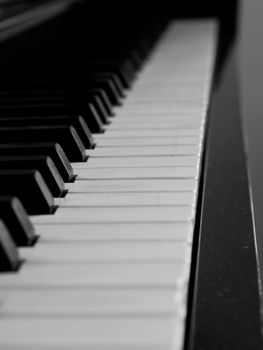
0;21;217;349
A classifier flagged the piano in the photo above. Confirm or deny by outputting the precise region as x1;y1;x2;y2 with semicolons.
0;0;261;349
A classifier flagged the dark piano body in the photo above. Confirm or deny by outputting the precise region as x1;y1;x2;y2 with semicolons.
0;0;262;349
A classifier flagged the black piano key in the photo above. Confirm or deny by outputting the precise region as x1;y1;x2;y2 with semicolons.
0;219;20;272
86;61;132;88
87;77;121;105
0;155;65;198
0;196;37;247
29;50;137;75
0;116;94;149
4;60;133;90
69;116;95;148
0;85;117;118
112;74;126;98
83;73;124;99
95;73;125;98
0;74;123;100
0;170;54;215
86;103;105;133
4;76;121;106
87;96;109;125
0;92;111;124
0;88;114;118
127;50;143;70
90;89;114;117
92;64;130;91
0;103;104;134
0;125;86;162
80;103;104;133
0;143;74;183
79;56;136;85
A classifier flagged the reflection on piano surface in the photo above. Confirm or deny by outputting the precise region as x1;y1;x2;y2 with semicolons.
0;1;261;349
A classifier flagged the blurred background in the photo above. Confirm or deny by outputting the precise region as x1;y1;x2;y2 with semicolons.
240;0;263;283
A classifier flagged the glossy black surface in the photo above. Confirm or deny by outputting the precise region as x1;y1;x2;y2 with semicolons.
0;143;74;183
0;170;54;215
187;45;263;349
0;196;37;247
0;219;20;272
0;125;86;162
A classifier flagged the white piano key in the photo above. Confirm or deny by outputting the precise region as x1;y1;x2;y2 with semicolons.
0;262;189;288
126;88;206;96
74;156;199;168
107;114;203;122
0;317;184;349
122;85;208;96
86;145;200;157
19;241;190;262
99;129;203;137
65;179;197;193
34;222;194;242
118;97;206;105
112;109;205;119
138;68;210;76
104;120;203;130
76;167;198;180
55;192;196;207
135;67;210;75
0;288;184;316
31;206;194;224
112;103;205;114
123;99;207;107
93;136;201;147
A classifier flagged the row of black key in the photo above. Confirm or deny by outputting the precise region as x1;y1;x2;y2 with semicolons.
0;5;167;271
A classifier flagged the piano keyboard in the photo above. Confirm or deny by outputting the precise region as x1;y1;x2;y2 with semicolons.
0;19;216;349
